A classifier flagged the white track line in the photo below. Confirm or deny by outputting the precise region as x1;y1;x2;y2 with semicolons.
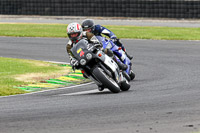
46;61;69;64
0;61;93;98
59;89;102;96
60;89;99;96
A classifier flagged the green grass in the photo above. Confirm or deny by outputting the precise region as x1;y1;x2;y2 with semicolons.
0;57;67;96
106;25;200;40
0;23;200;40
0;23;66;37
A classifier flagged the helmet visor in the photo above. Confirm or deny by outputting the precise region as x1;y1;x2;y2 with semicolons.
83;27;92;32
70;33;79;38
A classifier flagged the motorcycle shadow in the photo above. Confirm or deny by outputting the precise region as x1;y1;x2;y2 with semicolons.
81;89;134;96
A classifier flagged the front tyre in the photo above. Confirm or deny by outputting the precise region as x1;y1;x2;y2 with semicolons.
92;67;120;93
122;71;131;82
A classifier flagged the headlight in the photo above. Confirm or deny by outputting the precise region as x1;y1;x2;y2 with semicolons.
80;59;86;65
86;53;92;60
106;42;112;49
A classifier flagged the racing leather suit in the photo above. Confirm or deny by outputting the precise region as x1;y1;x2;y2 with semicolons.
92;25;117;39
92;25;132;60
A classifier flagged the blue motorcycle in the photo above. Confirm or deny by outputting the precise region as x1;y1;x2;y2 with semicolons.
96;36;135;81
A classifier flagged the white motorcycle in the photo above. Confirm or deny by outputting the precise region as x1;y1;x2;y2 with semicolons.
70;39;130;93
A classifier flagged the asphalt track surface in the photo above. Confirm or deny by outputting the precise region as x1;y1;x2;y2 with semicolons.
1;37;200;133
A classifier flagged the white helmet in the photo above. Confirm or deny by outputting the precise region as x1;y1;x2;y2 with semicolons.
67;22;83;43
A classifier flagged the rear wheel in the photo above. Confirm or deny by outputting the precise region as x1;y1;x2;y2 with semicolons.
120;79;130;91
92;67;120;93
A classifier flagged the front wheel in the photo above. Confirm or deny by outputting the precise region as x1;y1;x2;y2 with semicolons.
92;67;120;93
122;71;131;82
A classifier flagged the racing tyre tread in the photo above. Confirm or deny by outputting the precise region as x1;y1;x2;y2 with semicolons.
120;80;130;91
92;67;120;93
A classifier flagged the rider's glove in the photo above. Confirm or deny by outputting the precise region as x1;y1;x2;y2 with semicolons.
110;36;118;43
70;58;77;66
70;58;78;72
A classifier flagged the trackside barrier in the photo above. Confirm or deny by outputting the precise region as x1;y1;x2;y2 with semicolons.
0;0;200;19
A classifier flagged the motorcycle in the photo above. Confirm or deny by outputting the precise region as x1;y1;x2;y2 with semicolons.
96;36;135;81
70;39;130;93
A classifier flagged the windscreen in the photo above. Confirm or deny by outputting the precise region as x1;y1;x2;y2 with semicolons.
71;39;89;60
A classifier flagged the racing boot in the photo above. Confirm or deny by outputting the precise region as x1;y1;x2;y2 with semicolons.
115;39;133;60
82;73;88;78
98;85;104;91
121;47;133;60
125;52;133;60
81;70;88;79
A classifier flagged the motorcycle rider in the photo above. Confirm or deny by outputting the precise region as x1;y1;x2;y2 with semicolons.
81;19;133;60
66;22;127;72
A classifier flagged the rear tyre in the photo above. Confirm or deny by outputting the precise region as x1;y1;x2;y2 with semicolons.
92;67;120;93
120;79;130;91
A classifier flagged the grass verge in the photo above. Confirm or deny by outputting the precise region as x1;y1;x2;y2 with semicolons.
0;23;200;40
0;57;69;96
